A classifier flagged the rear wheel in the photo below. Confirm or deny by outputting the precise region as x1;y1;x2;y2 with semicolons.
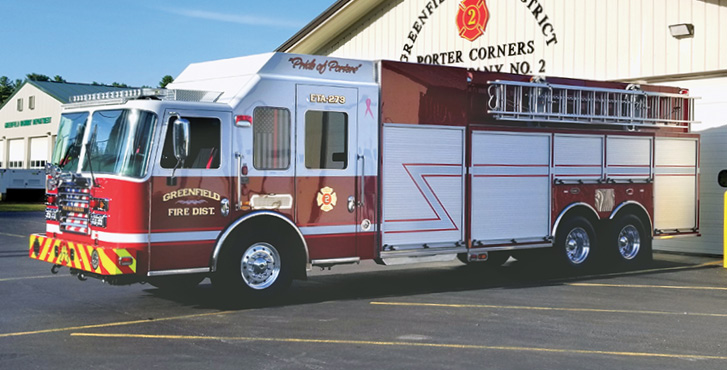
610;214;652;266
553;216;597;270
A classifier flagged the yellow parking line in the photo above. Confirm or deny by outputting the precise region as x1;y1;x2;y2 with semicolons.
0;232;25;238
69;332;727;361
569;282;727;291
370;301;727;318
0;275;64;282
573;260;722;281
0;311;234;338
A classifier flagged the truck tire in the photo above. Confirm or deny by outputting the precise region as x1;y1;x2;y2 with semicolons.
213;237;292;299
610;214;652;266
553;216;597;270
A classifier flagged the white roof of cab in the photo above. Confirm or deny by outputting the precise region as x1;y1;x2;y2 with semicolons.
167;52;375;105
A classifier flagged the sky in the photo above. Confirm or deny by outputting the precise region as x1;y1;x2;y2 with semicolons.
0;0;335;87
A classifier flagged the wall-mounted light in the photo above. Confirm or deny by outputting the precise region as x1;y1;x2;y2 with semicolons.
669;23;694;39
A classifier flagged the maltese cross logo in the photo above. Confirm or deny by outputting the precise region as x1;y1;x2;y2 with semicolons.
456;0;489;42
316;186;337;212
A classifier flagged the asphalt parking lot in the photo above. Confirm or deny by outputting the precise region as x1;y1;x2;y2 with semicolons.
2;211;727;369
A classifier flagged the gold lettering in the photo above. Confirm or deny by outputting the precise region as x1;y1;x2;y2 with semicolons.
162;188;221;202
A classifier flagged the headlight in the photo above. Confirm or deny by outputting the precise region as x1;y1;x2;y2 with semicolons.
46;177;58;192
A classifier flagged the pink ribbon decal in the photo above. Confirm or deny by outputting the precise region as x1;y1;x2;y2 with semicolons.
365;98;374;118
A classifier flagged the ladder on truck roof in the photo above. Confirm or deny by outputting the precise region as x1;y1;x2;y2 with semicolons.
486;79;696;129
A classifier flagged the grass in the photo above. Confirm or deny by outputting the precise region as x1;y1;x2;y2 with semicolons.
0;202;46;212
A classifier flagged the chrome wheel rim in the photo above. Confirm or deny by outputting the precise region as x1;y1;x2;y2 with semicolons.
240;242;281;290
565;227;590;265
618;225;641;260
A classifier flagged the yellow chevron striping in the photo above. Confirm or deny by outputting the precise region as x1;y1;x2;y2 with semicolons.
98;248;121;275
30;235;134;275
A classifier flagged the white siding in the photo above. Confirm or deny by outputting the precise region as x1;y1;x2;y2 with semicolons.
0;83;61;169
314;0;726;80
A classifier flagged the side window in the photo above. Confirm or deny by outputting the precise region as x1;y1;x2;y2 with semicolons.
304;111;348;170
253;107;291;170
161;116;221;169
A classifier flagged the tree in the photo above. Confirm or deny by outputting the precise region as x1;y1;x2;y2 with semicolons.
111;82;129;88
26;73;51;82
159;75;174;88
0;76;20;106
53;75;66;83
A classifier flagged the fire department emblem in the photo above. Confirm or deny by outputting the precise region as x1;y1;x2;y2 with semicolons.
456;0;489;42
316;186;337;212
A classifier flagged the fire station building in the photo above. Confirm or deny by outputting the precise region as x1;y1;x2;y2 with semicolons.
278;0;727;255
0;81;131;198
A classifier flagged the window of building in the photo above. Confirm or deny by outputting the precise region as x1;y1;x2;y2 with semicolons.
0;141;4;168
253;107;291;170
17;98;23;112
161;116;221;169
29;96;35;110
304;111;348;170
30;160;46;168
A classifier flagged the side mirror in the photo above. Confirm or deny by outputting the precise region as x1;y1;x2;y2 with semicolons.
173;118;190;162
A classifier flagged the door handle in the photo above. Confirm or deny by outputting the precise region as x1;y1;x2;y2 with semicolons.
347;196;356;213
358;154;365;207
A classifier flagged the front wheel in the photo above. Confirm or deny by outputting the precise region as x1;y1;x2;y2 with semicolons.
553;216;598;270
213;238;292;299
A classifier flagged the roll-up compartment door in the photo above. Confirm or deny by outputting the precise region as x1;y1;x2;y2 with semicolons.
653;137;698;233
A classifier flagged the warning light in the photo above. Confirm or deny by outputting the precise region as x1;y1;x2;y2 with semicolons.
235;115;252;127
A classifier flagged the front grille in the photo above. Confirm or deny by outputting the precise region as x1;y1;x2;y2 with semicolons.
58;184;90;234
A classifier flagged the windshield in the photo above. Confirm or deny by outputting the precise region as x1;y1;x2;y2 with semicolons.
52;109;157;178
82;109;157;178
52;112;89;172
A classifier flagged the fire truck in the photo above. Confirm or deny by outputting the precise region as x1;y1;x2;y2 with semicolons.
29;53;699;297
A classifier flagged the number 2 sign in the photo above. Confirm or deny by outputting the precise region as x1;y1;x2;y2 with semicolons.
456;0;489;42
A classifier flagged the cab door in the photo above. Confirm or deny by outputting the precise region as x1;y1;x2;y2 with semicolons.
148;109;232;274
295;85;360;260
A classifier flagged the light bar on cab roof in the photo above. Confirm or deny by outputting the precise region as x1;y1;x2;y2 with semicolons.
65;88;223;108
70;88;166;103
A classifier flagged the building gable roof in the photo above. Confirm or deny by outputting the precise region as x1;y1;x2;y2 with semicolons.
0;80;136;111
29;81;134;104
277;0;389;54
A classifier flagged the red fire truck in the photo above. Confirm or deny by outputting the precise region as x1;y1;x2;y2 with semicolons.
29;53;699;297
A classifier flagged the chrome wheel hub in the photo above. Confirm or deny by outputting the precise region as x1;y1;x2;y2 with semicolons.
240;243;281;290
618;225;640;260
565;227;590;265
